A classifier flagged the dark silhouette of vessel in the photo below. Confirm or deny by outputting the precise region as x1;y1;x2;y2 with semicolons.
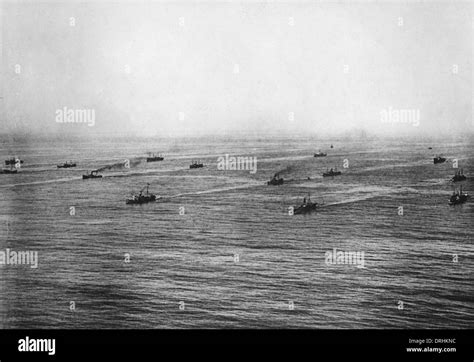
434;156;446;164
146;153;164;162
57;161;77;168
190;160;204;169
293;195;321;214
449;186;469;205
126;183;157;204
451;169;466;183
313;151;327;157
323;167;341;177
267;173;284;185
330;144;334;149
82;170;102;179
5;157;23;166
2;164;18;174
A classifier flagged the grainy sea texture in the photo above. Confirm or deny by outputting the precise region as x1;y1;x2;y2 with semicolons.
0;136;473;328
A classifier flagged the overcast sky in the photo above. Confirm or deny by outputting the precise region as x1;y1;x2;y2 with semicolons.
1;0;472;137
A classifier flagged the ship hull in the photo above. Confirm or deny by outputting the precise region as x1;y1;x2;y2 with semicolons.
449;196;469;205
294;203;318;214
126;195;157;204
267;179;284;185
82;175;102;179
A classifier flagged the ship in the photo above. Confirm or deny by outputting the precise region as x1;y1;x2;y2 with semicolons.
126;183;157;204
5;157;23;166
449;186;469;205
293;195;321;214
146;153;164;162
323;167;342;177
190;160;204;169
267;173;284;185
82;170;103;179
451;169;466;183
57;161;77;168
313;151;327;157
433;155;446;164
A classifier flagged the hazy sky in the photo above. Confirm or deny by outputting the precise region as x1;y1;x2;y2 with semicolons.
1;0;472;137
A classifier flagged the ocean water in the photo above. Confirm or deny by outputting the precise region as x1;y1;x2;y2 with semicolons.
0;136;473;329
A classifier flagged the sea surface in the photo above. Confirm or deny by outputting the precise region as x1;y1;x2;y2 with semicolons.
0;135;473;328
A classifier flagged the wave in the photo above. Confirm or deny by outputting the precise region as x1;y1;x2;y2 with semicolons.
0;176;82;188
169;181;263;198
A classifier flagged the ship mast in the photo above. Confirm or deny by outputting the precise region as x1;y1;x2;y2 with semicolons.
140;183;150;195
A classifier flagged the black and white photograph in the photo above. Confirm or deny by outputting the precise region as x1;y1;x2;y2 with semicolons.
0;0;473;360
